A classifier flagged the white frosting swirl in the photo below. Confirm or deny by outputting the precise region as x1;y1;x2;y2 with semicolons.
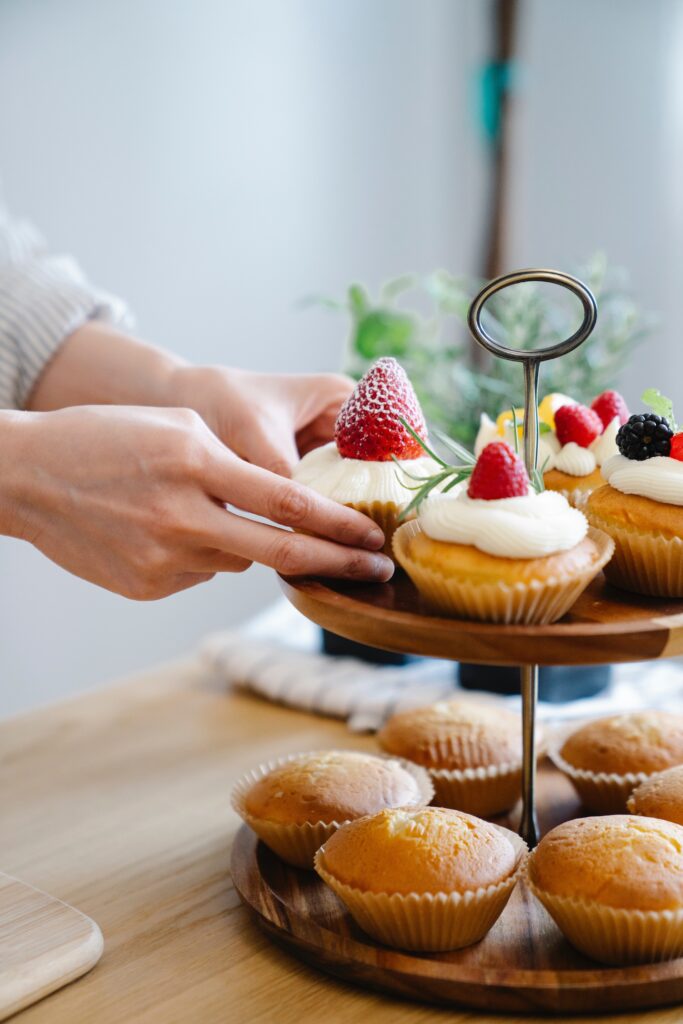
293;441;440;506
601;454;683;506
418;489;588;558
589;416;620;465
554;442;596;476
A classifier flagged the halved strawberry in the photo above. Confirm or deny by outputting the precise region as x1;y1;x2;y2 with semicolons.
334;357;427;461
467;441;529;500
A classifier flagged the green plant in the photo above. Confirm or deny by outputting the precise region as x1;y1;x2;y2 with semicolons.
313;254;655;447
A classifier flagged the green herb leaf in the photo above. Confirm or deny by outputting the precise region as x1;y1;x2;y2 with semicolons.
642;388;677;430
539;421;552;434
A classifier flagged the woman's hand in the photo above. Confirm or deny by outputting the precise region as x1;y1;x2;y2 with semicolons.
1;406;392;600
167;365;352;475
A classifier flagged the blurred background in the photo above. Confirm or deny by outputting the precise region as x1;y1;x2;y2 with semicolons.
1;0;680;713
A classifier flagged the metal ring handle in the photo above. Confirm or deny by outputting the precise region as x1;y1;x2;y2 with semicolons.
467;268;597;363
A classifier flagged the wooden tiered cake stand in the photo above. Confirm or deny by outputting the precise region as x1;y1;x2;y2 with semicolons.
232;271;683;1014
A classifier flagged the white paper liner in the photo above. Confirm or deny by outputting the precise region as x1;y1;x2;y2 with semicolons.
231;750;434;869
314;825;527;952
393;521;614;625
585;511;683;597
527;865;683;965
548;741;650;813
427;761;522;816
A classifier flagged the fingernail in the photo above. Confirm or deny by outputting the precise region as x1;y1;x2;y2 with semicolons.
369;555;394;582
365;528;386;550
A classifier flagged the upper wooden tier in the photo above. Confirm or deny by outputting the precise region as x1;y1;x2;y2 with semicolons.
280;572;683;666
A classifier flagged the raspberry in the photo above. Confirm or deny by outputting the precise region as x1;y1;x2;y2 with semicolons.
554;404;603;448
591;390;630;429
467;442;529;500
334;357;427;461
671;434;683;462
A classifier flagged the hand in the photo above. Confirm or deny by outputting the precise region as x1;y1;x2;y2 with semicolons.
167;365;353;475
3;406;393;600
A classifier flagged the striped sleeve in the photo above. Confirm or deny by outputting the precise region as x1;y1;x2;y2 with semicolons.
0;207;133;409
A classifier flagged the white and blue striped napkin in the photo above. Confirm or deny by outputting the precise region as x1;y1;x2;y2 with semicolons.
202;600;683;733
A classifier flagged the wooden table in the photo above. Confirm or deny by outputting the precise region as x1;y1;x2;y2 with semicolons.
0;658;680;1023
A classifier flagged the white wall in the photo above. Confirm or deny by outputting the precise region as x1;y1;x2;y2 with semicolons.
0;0;486;713
1;0;680;715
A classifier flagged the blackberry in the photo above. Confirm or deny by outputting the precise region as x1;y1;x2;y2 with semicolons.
616;413;673;460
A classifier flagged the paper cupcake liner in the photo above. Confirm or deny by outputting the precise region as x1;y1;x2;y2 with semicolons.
527;866;683;965
231;750;434;869
345;501;405;557
314;826;527;952
585;512;683;597
554;487;591;510
392;522;614;625
428;761;522;816
548;743;649;813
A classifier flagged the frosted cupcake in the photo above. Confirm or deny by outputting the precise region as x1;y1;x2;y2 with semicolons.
392;440;614;624
293;358;440;555
528;815;683;965
585;391;683;596
475;390;629;508
314;806;527;951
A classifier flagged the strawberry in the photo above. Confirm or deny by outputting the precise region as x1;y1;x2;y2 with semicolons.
334;357;427;460
467;441;529;500
591;390;630;429
670;434;683;462
554;404;603;448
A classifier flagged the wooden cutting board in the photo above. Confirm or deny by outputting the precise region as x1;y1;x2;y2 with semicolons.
0;872;103;1021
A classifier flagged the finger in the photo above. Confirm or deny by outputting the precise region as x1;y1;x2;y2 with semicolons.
290;373;354;429
228;416;299;478
188;548;253;574
202;448;386;551
201;506;394;581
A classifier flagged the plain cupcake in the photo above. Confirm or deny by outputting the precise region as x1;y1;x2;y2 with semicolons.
552;711;683;813
393;440;614;624
628;765;683;825
231;750;433;868
314;806;527;951
528;815;683;964
377;698;523;816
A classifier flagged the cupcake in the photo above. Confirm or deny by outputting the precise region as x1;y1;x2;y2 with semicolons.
551;710;683;813
314;806;526;951
293;358;440;555
586;391;683;596
231;750;433;868
392;440;614;624
377;699;523;816
475;390;628;509
628;765;683;825
528;815;683;965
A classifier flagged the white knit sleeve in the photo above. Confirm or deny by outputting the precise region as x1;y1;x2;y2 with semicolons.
0;206;133;409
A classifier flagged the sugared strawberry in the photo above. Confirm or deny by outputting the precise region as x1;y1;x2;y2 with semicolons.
591;390;630;429
335;357;427;461
467;442;529;500
670;434;683;462
554;404;603;448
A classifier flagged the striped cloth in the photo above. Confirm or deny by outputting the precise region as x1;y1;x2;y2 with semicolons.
203;599;683;732
0;202;131;409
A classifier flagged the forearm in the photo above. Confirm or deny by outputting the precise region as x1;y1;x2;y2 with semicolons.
27;322;186;411
0;411;34;539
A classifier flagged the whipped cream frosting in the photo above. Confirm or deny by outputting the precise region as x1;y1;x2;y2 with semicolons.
474;412;620;478
418;489;588;558
293;441;440;507
601;453;683;506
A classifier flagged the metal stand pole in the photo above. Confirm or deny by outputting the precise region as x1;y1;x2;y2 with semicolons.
467;268;598;848
519;664;539;847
